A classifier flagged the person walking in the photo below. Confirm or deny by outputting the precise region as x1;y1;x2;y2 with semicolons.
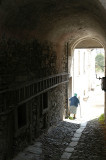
69;93;80;119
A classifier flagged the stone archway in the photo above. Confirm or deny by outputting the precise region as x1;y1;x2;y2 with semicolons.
67;37;105;120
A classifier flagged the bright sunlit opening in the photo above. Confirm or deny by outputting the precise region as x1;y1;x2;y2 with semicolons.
65;48;105;124
76;48;104;121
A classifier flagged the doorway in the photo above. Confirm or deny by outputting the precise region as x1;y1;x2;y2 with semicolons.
68;38;105;121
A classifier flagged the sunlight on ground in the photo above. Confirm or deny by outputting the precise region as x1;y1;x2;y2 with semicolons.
78;85;104;121
65;85;104;124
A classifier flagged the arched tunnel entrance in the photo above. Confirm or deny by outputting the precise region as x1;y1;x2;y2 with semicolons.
68;38;105;121
0;0;106;160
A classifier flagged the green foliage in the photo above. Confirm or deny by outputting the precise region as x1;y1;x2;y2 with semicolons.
98;114;105;124
69;116;74;120
95;54;104;72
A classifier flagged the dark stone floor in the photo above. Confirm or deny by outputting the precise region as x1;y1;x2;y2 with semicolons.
70;119;106;160
37;121;80;160
37;118;106;160
12;118;106;160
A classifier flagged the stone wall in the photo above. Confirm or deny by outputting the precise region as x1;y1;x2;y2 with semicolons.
0;35;68;159
48;84;67;126
31;83;68;139
0;36;58;89
12;83;68;158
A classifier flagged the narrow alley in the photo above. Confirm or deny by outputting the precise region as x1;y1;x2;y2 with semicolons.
0;1;106;160
12;87;106;160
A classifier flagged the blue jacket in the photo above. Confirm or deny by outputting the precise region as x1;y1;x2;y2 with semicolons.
69;96;80;107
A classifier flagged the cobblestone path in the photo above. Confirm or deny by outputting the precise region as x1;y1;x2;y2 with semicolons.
12;118;106;160
36;118;106;160
38;121;80;160
70;119;106;160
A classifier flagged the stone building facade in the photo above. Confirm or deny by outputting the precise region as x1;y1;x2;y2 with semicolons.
72;49;97;100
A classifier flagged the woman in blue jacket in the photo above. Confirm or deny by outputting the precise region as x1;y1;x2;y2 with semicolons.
69;93;80;119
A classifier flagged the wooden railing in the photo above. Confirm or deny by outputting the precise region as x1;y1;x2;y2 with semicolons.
0;73;69;113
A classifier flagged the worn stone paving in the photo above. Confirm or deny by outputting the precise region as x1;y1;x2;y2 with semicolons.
70;119;106;160
38;120;80;160
12;120;80;160
60;121;87;160
12;118;106;160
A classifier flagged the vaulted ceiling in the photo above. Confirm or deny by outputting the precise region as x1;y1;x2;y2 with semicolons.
0;0;106;46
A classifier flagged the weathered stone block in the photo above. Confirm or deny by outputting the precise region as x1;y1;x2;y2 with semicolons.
61;152;72;159
65;147;74;152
